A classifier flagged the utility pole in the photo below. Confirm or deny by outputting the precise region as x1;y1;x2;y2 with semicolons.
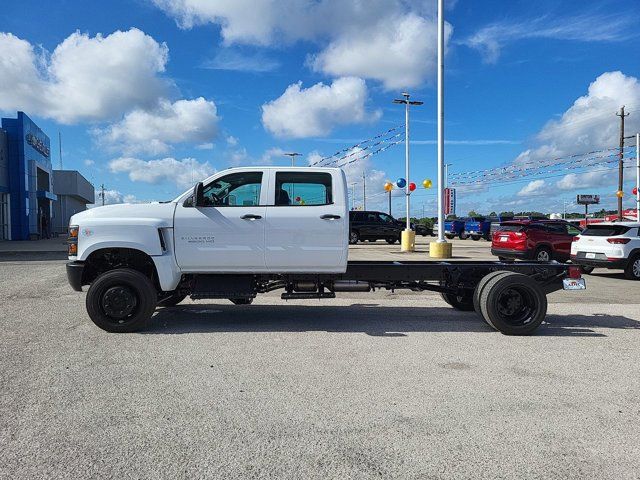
100;184;105;206
388;189;392;216
283;152;301;166
617;106;629;220
362;171;366;210
58;131;63;170
393;93;423;252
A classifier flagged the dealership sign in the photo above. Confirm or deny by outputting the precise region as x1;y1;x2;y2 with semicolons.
25;132;50;158
444;187;456;215
576;194;600;205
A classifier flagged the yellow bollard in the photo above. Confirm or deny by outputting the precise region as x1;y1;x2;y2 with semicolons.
429;241;453;258
400;229;416;252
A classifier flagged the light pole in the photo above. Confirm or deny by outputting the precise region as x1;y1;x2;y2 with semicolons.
283;152;301;166
393;92;423;252
636;133;639;220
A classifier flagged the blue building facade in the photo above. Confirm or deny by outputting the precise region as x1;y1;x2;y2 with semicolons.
1;112;56;240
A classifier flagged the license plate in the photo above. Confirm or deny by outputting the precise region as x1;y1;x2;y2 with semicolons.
500;236;508;242
585;252;596;259
563;278;586;290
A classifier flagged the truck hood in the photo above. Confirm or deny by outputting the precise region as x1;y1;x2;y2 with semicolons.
70;202;177;228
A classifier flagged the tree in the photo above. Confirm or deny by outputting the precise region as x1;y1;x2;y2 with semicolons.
468;210;479;217
489;211;497;217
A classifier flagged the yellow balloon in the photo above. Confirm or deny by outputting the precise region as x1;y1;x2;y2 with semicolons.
384;182;393;192
616;190;624;198
423;179;433;189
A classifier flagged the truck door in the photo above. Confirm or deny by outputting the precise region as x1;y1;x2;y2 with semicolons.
265;170;347;272
173;171;267;272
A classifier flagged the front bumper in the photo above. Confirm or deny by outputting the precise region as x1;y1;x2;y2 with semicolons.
491;248;528;260
570;255;627;269
66;261;85;291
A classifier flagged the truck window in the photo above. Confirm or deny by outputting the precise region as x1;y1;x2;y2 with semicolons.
378;213;394;224
275;172;332;206
203;172;262;206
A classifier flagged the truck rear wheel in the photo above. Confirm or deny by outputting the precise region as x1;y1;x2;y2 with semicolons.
472;271;512;326
86;268;157;333
440;292;474;311
479;272;547;335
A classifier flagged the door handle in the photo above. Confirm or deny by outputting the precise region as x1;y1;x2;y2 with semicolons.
320;214;341;220
241;214;262;220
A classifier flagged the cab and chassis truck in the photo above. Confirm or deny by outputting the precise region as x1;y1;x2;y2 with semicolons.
66;167;585;336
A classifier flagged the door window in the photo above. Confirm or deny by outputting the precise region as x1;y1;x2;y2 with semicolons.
274;172;332;206
202;172;262;206
545;224;567;235
566;225;582;236
378;213;395;224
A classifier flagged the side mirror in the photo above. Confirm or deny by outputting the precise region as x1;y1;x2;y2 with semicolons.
193;182;204;207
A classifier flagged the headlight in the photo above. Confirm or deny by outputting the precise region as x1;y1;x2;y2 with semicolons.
68;226;79;256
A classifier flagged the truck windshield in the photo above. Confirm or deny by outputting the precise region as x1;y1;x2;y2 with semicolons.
581;225;631;236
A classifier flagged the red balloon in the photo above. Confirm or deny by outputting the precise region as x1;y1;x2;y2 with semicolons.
409;182;416;192
633;187;638;195
295;196;301;202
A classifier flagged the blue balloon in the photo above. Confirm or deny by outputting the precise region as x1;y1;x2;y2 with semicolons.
396;178;406;188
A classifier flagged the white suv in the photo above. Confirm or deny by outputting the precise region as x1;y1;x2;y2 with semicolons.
571;222;640;280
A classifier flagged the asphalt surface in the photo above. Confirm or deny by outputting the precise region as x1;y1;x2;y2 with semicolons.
1;243;639;479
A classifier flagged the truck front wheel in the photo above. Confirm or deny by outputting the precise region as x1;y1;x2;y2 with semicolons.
86;268;157;333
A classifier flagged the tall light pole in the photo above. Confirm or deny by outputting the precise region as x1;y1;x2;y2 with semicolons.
636;133;639;220
283;152;301;166
393;93;423;251
362;170;366;210
430;0;452;258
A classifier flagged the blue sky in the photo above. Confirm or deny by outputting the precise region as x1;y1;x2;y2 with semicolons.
1;0;638;216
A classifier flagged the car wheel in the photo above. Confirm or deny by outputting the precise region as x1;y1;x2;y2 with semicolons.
86;268;157;333
445;234;455;240
349;231;359;244
459;232;469;240
440;292;475;311
580;266;595;275
230;298;254;305
471;235;480;241
534;246;552;262
386;237;397;244
157;292;187;307
624;254;640;280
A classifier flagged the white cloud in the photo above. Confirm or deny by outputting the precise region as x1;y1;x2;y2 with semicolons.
307;148;386;189
90;189;138;207
555;170;618;191
261;77;379;138
0;29;170;123
152;0;450;89
84;159;95;166
517;180;548;197
515;71;640;166
109;157;214;188
311;14;452;90
96;98;219;155
464;12;636;63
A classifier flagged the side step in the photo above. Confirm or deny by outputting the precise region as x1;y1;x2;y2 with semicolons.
281;292;336;300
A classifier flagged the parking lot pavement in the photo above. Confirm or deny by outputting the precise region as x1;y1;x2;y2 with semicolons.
1;254;639;479
349;236;496;261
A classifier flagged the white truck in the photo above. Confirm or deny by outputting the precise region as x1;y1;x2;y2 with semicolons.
66;166;585;335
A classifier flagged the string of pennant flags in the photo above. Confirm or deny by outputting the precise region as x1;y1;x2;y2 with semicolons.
310;125;405;167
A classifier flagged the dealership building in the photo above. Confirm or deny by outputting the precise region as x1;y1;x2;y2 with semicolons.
0;112;94;241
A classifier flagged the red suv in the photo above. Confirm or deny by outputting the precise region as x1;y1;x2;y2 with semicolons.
491;220;583;262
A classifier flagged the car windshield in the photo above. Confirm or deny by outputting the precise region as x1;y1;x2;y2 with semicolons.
581;225;631;236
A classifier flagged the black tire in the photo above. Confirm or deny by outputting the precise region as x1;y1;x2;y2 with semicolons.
624;254;640;280
157;292;187;307
497;256;511;262
479;272;547;335
349;231;359;245
86;268;157;333
580;266;595;275
472;271;512;326
459;232;469;240
230;298;254;305
471;235;480;241
445;234;455;240
440;292;475;311
534;246;552;262
386;237;398;244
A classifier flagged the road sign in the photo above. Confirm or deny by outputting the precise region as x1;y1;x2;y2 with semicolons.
576;194;600;205
444;187;456;216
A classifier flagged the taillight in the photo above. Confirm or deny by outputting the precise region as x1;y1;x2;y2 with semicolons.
607;238;631;244
572;236;580;242
568;266;582;279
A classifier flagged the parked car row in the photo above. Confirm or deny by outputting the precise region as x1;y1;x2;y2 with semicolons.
490;219;640;280
348;211;434;244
